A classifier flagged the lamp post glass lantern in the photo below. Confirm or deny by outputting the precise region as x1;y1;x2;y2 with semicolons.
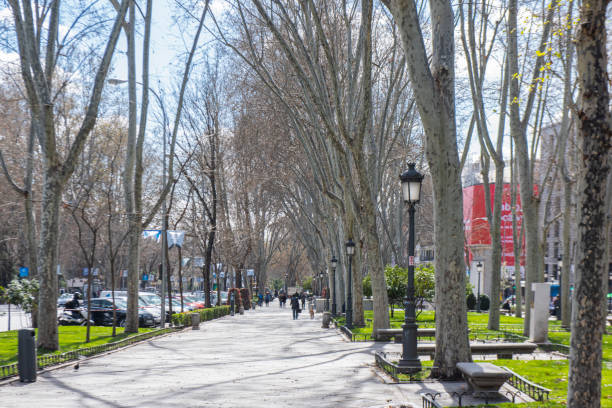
398;163;423;372
345;239;355;329
476;261;483;313
330;256;338;316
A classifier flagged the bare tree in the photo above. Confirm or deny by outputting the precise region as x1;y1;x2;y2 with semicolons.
459;0;508;330
5;0;129;349
507;0;555;336
382;0;471;377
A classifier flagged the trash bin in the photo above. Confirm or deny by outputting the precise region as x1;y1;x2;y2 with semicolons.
18;329;36;382
191;313;201;330
321;312;332;328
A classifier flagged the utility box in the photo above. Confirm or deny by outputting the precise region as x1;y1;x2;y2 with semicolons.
529;282;551;343
18;329;37;382
191;313;201;330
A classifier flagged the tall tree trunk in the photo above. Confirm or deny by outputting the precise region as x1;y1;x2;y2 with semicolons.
567;1;611;406
204;231;215;308
36;175;62;349
558;1;575;330
124;0;140;333
511;151;523;318
384;0;471;378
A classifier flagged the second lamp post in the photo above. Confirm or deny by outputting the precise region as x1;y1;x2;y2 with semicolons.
330;256;338;316
398;163;424;373
345;239;355;329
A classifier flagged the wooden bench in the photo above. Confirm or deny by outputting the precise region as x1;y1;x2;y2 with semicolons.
376;328;435;342
457;362;512;397
415;342;537;359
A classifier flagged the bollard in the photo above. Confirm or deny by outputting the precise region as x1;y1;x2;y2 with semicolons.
321;312;332;328
191;313;201;330
18;329;36;382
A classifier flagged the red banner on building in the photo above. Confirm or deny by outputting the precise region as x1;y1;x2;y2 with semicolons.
463;184;526;267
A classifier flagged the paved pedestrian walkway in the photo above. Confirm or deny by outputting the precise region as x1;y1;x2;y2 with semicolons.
0;305;31;332
1;301;510;407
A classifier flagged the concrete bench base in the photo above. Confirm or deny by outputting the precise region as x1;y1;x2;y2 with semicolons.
457;362;512;397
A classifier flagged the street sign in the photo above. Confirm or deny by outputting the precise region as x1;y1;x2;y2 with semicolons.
83;268;89;276
19;267;28;277
409;256;414;266
122;270;128;277
246;269;255;276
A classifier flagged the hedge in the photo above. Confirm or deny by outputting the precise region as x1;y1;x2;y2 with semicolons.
170;306;231;326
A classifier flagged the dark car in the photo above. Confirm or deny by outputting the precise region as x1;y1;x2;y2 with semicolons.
83;298;156;328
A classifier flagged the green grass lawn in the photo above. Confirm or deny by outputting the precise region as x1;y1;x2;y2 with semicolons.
0;326;154;366
335;310;544;334
340;309;612;407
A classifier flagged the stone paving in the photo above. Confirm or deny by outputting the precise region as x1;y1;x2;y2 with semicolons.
1;301;533;407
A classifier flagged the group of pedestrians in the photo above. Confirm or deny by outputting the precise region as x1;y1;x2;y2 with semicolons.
256;289;310;320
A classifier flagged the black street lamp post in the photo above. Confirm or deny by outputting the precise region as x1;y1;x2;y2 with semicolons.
476;261;483;313
557;255;562;321
330;256;338;316
398;163;423;372
345;239;355;329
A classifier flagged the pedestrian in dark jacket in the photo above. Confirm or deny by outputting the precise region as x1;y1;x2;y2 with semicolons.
291;292;301;320
300;292;306;309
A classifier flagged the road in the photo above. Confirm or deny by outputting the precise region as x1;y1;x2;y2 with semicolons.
1;302;481;407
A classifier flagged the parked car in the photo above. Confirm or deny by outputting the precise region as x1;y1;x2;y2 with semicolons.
82;298;157;327
182;295;205;309
57;293;76;307
112;296;163;325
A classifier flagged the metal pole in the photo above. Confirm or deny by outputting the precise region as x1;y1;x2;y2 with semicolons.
326;272;330;311
346;255;353;329
160;126;167;328
477;267;481;313
331;266;337;316
398;204;421;372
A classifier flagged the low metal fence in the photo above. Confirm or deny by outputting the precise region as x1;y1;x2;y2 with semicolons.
0;326;182;381
471;323;567;334
501;366;551;401
421;393;443;408
374;351;436;382
538;342;570;355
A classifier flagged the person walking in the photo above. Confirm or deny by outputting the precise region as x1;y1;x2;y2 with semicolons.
279;292;287;308
300;291;306;310
291;292;301;320
264;292;271;306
